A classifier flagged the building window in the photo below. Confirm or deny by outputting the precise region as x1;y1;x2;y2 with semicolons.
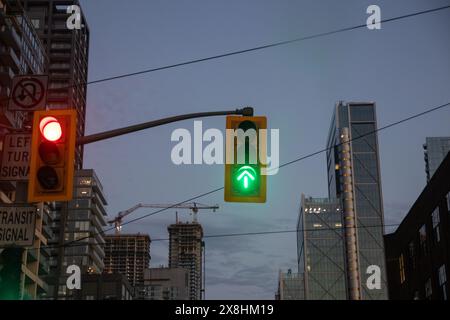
75;221;90;231
447;192;450;212
439;265;447;300
432;208;441;244
31;19;40;29
78;177;92;186
425;278;432;299
419;225;427;256
58;285;67;295
409;241;416;270
77;188;91;198
85;295;94;300
399;254;406;284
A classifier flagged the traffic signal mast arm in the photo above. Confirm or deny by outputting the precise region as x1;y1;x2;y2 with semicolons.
108;202;219;234
77;107;254;145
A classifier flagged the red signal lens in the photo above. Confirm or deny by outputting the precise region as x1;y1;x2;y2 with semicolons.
40;116;62;141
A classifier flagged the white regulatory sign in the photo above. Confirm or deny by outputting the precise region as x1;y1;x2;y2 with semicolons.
8;75;48;111
0;134;31;181
0;206;36;247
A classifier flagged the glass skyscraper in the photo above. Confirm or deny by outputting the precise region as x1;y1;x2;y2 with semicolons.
326;101;388;299
297;195;347;300
423;137;450;182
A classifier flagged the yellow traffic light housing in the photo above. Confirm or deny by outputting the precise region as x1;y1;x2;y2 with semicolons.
225;116;267;203
28;109;76;202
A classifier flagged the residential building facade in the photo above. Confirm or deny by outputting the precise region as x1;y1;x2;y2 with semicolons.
385;152;450;300
0;0;46;130
0;0;50;300
50;169;108;299
23;0;89;169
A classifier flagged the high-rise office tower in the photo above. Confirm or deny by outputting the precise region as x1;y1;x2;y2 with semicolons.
50;169;108;299
104;234;151;291
22;0;89;169
168;222;204;300
423;137;450;182
297;195;347;299
326;101;388;300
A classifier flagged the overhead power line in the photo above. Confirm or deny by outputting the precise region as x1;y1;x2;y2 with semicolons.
1;4;449;107
38;99;450;250
39;221;402;250
86;5;450;85
149;223;402;243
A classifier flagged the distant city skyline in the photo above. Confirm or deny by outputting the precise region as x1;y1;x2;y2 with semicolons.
77;0;450;299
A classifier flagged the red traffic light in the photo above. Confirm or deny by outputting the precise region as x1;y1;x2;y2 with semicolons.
39;116;62;142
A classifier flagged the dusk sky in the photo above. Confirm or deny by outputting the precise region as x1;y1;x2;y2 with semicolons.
78;0;450;299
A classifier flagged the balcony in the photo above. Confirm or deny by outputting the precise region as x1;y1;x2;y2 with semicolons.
50;52;71;60
39;256;50;275
41;224;53;239
0;44;21;71
90;248;105;270
49;62;71;71
0;65;14;85
0;106;25;129
40;245;52;259
27;248;38;263
0;17;22;51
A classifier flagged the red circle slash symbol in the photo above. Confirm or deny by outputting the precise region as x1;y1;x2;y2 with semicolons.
12;78;45;109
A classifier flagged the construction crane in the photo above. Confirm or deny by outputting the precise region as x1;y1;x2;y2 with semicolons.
108;202;219;234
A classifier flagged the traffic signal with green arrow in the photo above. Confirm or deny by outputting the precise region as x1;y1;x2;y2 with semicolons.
225;116;267;203
0;248;23;300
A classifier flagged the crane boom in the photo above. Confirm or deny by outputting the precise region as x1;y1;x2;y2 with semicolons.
108;202;219;234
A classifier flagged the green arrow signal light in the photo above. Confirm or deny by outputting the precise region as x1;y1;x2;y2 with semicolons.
235;165;259;192
237;166;255;189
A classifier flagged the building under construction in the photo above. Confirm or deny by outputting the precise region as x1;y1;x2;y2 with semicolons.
103;234;150;290
168;221;204;300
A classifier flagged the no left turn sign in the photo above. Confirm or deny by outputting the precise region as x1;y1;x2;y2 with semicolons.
8;75;48;111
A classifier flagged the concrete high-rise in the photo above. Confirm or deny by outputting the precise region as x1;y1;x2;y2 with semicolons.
423;137;450;182
297;195;347;299
326;101;388;299
168;222;204;300
22;0;89;169
103;234;151;291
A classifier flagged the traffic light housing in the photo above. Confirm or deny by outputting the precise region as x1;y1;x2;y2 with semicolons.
0;248;23;300
225;116;267;203
28;109;76;202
